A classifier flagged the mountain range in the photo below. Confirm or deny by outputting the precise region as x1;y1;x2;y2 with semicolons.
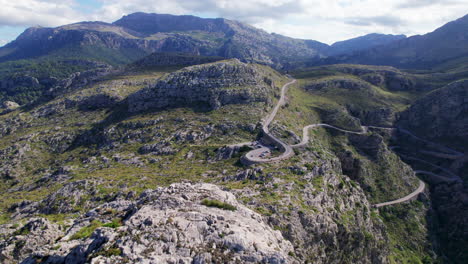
0;12;408;68
327;14;468;69
2;12;468;71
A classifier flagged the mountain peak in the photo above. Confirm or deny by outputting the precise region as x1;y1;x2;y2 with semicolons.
113;12;227;35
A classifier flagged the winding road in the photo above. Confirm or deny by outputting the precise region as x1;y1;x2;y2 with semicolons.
374;180;425;208
233;77;463;208
241;79;296;164
241;79;380;165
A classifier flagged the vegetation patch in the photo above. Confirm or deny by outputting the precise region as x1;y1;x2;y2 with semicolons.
201;199;237;211
102;218;122;229
70;220;103;240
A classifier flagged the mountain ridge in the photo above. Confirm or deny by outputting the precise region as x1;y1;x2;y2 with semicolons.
2;12;452;70
325;14;468;69
330;33;407;55
0;12;330;68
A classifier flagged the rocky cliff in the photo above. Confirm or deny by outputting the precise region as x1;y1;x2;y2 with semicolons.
398;79;468;148
128;60;278;112
0;60;114;106
395;79;467;263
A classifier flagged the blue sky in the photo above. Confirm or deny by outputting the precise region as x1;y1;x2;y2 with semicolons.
0;0;466;46
74;0;103;13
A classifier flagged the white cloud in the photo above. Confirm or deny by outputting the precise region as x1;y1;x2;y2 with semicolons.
251;0;467;43
91;0;304;24
0;0;85;27
0;0;466;44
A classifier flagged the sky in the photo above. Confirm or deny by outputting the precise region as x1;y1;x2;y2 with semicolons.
0;0;467;46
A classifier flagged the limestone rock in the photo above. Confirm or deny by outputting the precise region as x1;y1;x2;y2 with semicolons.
2;183;296;264
128;60;274;112
1;101;20;110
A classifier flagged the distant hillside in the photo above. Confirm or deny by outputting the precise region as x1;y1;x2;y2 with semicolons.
398;79;468;148
128;52;225;70
330;33;406;55
0;13;330;68
326;14;468;69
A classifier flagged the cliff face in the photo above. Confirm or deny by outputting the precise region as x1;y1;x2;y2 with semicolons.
398;79;468;147
395;79;468;263
0;60;114;106
128;60;277;112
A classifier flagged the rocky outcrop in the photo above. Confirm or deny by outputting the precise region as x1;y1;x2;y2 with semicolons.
305;77;374;92
0;101;20;114
45;63;115;97
9;180;101;218
130;52;224;69
0;60;114;107
337;132;419;203
128;60;275;112
1;183;296;264
138;142;177;155
317;65;417;91
252;156;389;263
0;218;64;263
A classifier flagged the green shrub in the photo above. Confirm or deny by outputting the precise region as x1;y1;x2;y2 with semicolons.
13;226;31;236
201;199;237;211
102;218;122;229
70;220;103;240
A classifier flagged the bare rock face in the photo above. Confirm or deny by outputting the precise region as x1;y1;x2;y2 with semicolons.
138;141;177;155
46;63;115;97
9;180;100;218
0;218;64;263
2;183;295;264
128;60;274;112
2;101;20;110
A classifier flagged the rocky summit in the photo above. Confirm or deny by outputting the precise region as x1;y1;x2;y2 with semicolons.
1;183;295;264
0;9;467;264
128;60;276;112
